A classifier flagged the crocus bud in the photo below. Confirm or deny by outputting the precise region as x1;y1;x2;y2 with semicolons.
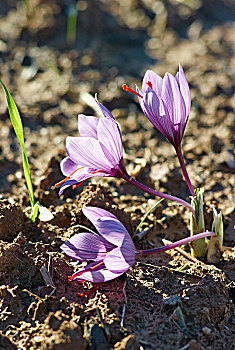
207;207;223;263
190;188;207;258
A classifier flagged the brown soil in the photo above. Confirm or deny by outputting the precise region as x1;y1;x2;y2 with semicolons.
0;1;234;349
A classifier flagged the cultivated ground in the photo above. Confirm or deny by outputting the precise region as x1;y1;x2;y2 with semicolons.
0;1;234;349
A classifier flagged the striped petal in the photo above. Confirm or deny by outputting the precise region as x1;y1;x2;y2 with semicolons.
66;136;113;171
77;115;99;139
61;232;115;261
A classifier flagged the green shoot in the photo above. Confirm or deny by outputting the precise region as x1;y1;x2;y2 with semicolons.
207;207;223;263
135;198;164;234
67;4;78;45
0;81;53;223
190;187;207;258
22;0;31;17
1;80;35;208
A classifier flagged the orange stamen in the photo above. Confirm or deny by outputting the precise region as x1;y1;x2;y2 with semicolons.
122;84;143;98
78;282;101;297
147;81;153;89
55;166;85;187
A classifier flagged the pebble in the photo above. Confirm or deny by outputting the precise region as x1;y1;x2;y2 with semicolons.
33;336;45;343
202;327;211;335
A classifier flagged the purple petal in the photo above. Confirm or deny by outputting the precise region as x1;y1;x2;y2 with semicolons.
97;117;123;165
92;217;130;246
60;157;78;176
142;88;162;121
61;232;115;261
83;207;129;246
60;160;104;180
66;136;114;170
104;247;136;273
95;96;115;120
161;73;186;125
82;206;120;222
58;179;79;195
77;114;99;139
175;64;191;118
142;69;163;95
140;90;177;145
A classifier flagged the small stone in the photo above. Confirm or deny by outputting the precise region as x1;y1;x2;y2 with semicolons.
33;336;45;343
202;327;211;335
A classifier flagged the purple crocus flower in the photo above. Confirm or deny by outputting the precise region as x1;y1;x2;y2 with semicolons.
123;65;197;202
55;99;129;195
61;206;138;283
62;206;215;285
123;64;191;149
56;97;196;216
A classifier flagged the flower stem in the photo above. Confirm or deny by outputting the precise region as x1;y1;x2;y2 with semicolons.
140;231;215;257
126;177;195;218
175;146;198;207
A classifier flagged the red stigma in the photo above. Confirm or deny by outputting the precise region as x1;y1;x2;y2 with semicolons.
90;169;102;175
122;84;143;99
147;81;153;89
55;166;84;187
71;169;102;189
78;283;101;297
72;180;87;189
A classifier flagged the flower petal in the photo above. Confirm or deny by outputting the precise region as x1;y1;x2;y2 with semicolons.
77;114;99;139
60;157;80;176
82;207;131;246
142;69;163;95
58;179;78;195
82;206;120;222
97;117;123;165
161;73;186;125
95;217;133;246
66;136;113;170
175;64;191;118
95;96;115;120
104;247;136;273
61;232;115;261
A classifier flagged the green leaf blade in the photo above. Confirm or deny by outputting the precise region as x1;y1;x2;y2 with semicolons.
0;81;25;148
136;198;164;233
1;80;35;208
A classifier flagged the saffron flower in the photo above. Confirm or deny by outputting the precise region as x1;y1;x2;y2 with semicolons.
56;98;195;216
123;65;197;202
61;206;138;283
55;98;129;195
61;206;216;285
123;64;190;150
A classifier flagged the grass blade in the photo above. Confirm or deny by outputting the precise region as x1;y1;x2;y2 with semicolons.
1;81;35;207
67;4;78;44
135;198;164;233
